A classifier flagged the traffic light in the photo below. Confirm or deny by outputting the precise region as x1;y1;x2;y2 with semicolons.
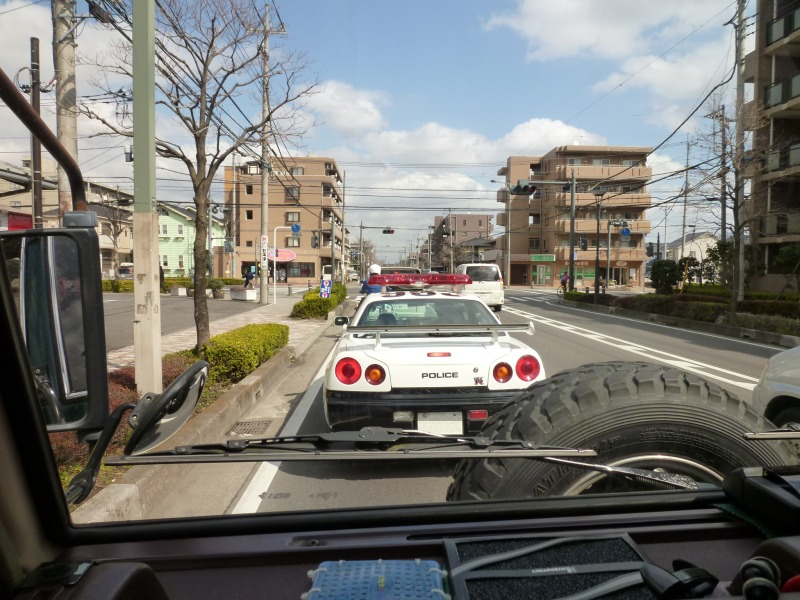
646;242;654;257
580;236;588;251
382;228;395;234
510;179;537;195
311;234;319;248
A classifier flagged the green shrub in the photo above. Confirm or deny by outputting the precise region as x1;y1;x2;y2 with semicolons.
677;301;727;323
291;297;335;319
724;313;800;337
208;278;225;292
201;323;289;384
738;299;800;318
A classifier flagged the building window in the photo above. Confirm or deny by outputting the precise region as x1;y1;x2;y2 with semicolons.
102;223;112;236
622;159;640;167
287;237;300;247
292;166;304;176
246;184;253;195
286;211;300;223
529;238;540;250
178;255;184;268
246;210;254;220
162;255;168;267
285;186;300;202
287;262;315;278
567;157;582;166
177;224;184;235
161;224;168;235
246;240;253;247
592;158;611;166
462;219;467;226
529;213;541;225
478;219;483;226
322;185;333;197
11;200;21;208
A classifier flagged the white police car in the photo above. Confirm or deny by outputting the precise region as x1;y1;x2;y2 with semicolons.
323;273;545;435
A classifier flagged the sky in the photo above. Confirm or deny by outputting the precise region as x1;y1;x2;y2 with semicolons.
0;0;747;263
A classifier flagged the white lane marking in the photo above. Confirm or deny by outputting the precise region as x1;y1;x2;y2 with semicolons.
230;356;333;514
504;305;759;391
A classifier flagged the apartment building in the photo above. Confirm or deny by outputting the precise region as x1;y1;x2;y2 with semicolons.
495;146;653;288
430;213;494;271
745;1;800;291
224;156;348;283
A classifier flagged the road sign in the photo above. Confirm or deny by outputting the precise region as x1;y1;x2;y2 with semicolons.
291;223;301;233
260;235;269;267
621;227;631;237
320;278;332;299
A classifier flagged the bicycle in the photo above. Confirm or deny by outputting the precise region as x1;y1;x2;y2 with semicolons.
556;284;565;297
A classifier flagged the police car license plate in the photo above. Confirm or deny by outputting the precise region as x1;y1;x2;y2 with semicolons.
417;412;462;435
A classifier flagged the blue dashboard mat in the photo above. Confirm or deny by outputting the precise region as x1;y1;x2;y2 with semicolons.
302;559;449;600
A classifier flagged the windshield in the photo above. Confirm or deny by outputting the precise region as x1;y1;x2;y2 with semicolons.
4;0;799;528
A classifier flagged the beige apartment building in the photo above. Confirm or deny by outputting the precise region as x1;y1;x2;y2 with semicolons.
224;156;348;283
495;146;652;288
744;1;800;291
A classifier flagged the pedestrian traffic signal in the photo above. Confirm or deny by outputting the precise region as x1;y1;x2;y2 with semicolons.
382;229;395;234
511;179;537;195
580;236;588;251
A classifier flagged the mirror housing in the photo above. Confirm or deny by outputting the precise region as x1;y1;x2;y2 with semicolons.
0;227;109;434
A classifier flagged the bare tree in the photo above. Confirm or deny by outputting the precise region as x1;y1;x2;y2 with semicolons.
78;0;318;349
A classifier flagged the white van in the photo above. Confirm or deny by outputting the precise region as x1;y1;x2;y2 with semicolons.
455;263;504;312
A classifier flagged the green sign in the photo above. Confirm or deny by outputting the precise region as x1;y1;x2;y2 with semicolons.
530;254;556;262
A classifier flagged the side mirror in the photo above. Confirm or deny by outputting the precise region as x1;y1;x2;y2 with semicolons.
0;227;109;434
334;316;350;326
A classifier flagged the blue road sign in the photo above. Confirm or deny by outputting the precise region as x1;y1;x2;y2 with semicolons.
621;227;631;237
291;223;301;233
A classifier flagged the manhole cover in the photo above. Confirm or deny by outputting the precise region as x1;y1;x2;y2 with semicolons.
228;420;273;436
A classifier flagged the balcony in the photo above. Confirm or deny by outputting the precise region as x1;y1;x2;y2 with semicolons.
549;164;652;181
762;142;800;181
553;218;651;235
764;71;800;117
766;8;800;55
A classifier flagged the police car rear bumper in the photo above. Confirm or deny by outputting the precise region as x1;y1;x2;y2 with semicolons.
324;389;523;433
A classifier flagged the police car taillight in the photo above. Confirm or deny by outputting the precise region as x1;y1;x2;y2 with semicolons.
515;355;541;382
335;358;361;385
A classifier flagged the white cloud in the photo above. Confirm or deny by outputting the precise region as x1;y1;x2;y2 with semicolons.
484;0;733;62
305;80;389;136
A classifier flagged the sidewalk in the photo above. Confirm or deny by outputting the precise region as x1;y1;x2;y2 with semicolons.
106;288;325;371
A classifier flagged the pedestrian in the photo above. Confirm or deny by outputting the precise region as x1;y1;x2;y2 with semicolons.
243;270;255;289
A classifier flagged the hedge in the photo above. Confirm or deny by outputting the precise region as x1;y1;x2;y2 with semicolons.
201;323;289;384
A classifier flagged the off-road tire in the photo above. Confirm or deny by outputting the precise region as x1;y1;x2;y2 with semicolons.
447;362;799;500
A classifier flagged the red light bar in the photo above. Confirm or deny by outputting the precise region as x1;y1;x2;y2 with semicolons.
367;273;472;286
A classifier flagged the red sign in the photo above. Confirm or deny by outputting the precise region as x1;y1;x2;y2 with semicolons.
267;249;297;262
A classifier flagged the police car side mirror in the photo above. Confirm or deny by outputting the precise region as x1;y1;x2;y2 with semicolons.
0;227;110;435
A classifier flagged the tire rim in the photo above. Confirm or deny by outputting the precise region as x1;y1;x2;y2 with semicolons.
561;454;723;496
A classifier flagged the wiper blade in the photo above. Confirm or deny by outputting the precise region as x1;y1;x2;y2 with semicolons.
544;457;699;490
105;427;597;465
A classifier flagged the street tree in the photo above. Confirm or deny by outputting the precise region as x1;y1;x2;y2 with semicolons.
76;0;318;350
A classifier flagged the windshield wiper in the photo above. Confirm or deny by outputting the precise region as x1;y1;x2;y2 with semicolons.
104;427;597;465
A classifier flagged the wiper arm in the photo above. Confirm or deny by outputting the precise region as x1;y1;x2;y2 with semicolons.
544;457;699;490
105;427;597;465
744;422;800;440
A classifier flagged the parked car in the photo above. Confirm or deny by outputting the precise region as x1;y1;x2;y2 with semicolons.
752;346;800;427
323;273;544;434
455;263;504;312
347;269;359;281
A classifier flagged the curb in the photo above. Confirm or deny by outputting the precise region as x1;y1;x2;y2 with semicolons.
72;302;351;524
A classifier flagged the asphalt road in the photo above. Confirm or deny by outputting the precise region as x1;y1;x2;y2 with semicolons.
101;291;283;351
229;290;785;514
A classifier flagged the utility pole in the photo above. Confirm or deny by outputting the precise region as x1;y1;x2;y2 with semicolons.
719;104;727;241
51;0;80;221
681;136;690;261
259;5;272;304
733;0;746;304
131;0;162;395
30;37;43;228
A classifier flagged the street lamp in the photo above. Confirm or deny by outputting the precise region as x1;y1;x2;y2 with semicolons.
592;188;607;304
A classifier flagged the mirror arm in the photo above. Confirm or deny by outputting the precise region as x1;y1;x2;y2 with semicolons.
65;402;136;505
